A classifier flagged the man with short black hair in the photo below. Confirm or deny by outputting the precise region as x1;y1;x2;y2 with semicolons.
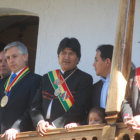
91;44;113;109
30;37;93;136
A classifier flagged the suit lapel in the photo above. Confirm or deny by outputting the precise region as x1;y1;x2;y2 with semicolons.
98;80;103;106
8;72;29;100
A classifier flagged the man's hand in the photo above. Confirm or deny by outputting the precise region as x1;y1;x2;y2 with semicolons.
123;114;136;130
1;128;19;140
37;120;49;136
64;123;79;129
131;115;140;130
37;121;55;136
134;115;140;126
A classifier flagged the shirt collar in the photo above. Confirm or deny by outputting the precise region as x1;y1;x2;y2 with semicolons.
60;68;65;74
101;74;110;83
11;68;24;76
60;67;77;75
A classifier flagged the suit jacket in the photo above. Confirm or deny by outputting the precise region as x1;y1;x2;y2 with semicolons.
0;71;41;134
121;69;140;117
30;68;93;128
90;80;103;109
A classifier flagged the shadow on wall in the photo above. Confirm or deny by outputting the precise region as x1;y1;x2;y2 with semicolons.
0;8;39;72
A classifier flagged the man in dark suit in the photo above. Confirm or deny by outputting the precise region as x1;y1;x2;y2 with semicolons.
0;41;41;140
30;37;93;136
91;45;113;109
0;42;10;81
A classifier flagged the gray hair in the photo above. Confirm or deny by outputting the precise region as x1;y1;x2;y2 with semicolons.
4;41;28;55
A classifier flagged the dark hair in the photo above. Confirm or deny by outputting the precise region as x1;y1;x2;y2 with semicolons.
0;42;6;52
57;37;81;60
129;62;136;79
88;106;106;123
96;44;114;61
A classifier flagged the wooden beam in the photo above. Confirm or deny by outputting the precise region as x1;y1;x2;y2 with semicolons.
105;0;136;123
0;123;140;140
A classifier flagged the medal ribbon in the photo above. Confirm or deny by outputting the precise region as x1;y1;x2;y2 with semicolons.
4;66;29;93
136;67;140;91
48;69;74;112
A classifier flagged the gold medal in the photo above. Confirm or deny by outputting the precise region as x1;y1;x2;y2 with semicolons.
1;95;8;107
54;78;63;85
54;87;61;96
54;78;60;85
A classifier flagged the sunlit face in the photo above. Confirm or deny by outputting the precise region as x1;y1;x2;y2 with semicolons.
58;48;79;71
5;46;28;73
93;51;111;78
0;51;11;78
88;112;103;125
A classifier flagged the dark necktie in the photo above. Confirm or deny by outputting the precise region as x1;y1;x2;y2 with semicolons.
10;73;17;85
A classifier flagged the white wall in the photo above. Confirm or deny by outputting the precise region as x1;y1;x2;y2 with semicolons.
132;0;140;69
0;0;140;83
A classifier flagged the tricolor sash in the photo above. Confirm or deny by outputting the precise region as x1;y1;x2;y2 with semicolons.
4;66;29;94
48;70;74;112
136;67;140;91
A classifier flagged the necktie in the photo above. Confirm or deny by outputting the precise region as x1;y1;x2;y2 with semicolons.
10;73;17;85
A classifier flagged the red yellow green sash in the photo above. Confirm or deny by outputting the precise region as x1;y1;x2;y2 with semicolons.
48;70;74;112
4;66;29;93
136;67;140;90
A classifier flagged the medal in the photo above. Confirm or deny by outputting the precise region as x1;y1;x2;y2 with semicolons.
54;87;61;96
54;78;60;85
1;95;8;107
54;78;63;85
54;78;62;96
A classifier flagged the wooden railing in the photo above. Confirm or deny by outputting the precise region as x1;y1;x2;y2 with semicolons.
0;123;140;140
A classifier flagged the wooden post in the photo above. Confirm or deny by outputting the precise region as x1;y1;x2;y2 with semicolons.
102;1;136;139
105;0;136;124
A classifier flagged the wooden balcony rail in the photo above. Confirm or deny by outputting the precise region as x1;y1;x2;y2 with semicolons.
0;123;140;140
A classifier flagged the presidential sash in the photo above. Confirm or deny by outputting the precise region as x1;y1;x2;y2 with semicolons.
48;70;74;112
4;66;29;94
1;66;29;107
136;67;140;91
